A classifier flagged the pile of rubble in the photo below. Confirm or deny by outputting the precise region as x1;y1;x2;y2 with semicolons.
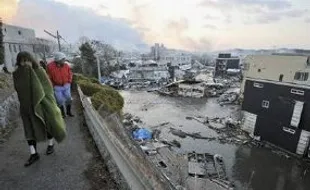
186;115;250;145
217;92;239;106
122;113;183;152
123;113;235;190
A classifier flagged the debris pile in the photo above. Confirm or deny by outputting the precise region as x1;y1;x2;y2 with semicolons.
122;113;182;151
187;152;234;190
186;116;250;145
217;88;240;106
169;128;217;141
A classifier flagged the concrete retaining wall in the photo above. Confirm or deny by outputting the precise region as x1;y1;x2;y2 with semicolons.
77;86;176;190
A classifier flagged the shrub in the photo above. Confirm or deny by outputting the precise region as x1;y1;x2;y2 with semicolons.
91;88;124;113
73;73;90;83
74;73;124;113
89;77;100;84
0;76;8;89
78;80;103;96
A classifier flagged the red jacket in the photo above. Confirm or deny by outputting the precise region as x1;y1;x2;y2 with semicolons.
47;61;72;86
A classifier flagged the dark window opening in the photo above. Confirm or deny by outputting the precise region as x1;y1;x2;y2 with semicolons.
294;72;308;81
158;161;167;168
13;45;17;53
258;69;261;72
279;74;283;82
262;100;269;108
18;30;22;35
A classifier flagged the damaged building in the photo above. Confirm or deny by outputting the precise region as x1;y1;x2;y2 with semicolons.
241;54;310;157
2;24;56;72
215;53;240;76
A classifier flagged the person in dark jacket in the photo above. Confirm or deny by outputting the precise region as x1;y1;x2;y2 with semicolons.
13;52;66;167
39;60;47;70
47;52;74;118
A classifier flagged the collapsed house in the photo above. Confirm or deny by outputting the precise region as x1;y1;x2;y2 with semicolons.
215;53;241;77
241;54;310;157
157;79;224;98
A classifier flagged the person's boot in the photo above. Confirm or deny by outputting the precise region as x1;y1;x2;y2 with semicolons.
24;153;40;167
66;104;74;117
60;106;66;118
46;145;54;155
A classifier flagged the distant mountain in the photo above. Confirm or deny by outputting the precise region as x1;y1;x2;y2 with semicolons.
211;48;310;56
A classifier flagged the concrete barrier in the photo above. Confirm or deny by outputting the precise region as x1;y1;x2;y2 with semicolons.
77;86;176;190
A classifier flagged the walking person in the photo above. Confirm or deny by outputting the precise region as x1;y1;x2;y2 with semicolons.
47;52;74;118
13;52;66;167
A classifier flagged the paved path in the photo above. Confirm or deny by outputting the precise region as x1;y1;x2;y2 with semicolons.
0;96;105;190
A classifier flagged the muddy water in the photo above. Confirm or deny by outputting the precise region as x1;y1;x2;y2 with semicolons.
121;91;310;190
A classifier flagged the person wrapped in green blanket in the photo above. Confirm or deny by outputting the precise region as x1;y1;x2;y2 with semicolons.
13;52;66;167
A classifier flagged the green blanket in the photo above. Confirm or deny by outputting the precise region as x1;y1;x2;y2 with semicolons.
13;66;66;143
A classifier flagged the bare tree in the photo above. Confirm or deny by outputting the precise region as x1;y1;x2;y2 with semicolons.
90;40;118;66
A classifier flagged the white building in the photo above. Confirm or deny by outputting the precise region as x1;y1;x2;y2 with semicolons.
2;24;56;72
129;66;169;81
157;52;192;67
150;43;192;66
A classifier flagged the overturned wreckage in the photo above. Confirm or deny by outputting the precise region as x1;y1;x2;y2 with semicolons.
156;80;225;98
217;88;240;106
122;113;234;189
188;152;234;189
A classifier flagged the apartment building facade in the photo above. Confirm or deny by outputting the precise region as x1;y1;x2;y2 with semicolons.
241;55;310;157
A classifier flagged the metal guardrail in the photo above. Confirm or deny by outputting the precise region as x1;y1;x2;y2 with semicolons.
77;86;176;190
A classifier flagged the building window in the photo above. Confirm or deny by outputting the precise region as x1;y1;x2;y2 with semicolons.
4;28;6;32
13;45;17;53
262;100;269;108
291;89;305;96
258;69;261;72
253;82;264;88
283;127;296;134
307;57;310;66
19;45;22;52
279;74;284;82
294;72;309;81
18;30;22;35
9;44;12;52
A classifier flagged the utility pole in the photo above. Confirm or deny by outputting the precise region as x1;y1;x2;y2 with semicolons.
44;30;64;52
57;30;61;51
96;55;101;83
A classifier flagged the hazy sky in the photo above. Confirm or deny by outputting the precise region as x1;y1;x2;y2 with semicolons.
1;0;310;51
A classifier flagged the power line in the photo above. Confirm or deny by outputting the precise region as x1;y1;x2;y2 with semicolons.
43;30;68;51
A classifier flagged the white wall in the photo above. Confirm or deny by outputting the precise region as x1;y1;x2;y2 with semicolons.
2;24;36;71
2;24;56;72
241;55;310;92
